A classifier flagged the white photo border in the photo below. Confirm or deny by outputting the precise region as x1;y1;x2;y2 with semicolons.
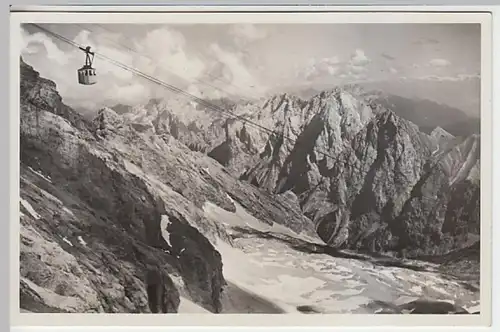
8;5;496;330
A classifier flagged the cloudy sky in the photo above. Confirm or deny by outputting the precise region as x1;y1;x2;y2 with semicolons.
20;23;481;116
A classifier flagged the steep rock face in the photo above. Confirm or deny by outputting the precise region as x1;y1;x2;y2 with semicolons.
430;126;455;142
239;89;375;193
19;59;226;313
92;107;126;139
306;110;434;250
20;166;176;313
20;57;90;134
393;135;480;256
308;114;478;256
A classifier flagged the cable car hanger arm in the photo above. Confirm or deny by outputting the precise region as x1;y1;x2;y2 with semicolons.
78;46;95;55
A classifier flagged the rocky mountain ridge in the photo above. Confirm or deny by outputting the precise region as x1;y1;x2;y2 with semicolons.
114;84;480;258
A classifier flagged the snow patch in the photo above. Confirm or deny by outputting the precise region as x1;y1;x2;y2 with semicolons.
203;199;320;244
77;236;87;246
20;199;40;219
62;237;73;247
160;215;173;247
409;285;423;293
431;146;440;155
62;207;75;217
203;194;478;314
178;297;211;313
393;296;420;306
28;167;52;183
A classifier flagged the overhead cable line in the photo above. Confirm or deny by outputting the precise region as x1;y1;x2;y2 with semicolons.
91;23;263;103
28;23;361;166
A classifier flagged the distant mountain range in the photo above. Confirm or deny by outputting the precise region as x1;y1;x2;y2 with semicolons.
100;84;480;257
288;86;479;138
366;94;480;137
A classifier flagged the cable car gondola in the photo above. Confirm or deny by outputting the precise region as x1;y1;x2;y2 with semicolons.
77;46;97;85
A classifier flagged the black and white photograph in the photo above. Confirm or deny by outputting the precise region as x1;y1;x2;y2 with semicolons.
12;9;492;325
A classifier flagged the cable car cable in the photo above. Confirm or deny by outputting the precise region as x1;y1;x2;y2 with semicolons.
28;23;360;169
29;24;295;139
93;23;260;99
87;23;264;103
28;23;364;169
29;24;273;134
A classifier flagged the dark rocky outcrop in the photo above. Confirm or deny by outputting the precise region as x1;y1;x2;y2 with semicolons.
145;268;180;313
369;299;471;314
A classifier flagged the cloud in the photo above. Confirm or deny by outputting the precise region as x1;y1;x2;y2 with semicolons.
21;24;278;110
73;29;136;80
429;58;451;67
326;66;338;75
295;56;341;81
321;56;341;66
206;43;265;97
294;50;373;84
105;82;152;105
349;65;367;74
350;49;370;66
136;27;206;81
20;28;70;65
20;25;218;110
389;67;398;74
186;83;223;100
416;73;480;82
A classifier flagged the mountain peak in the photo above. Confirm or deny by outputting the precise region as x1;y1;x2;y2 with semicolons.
111;103;134;115
91;107;125;137
430;126;455;140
